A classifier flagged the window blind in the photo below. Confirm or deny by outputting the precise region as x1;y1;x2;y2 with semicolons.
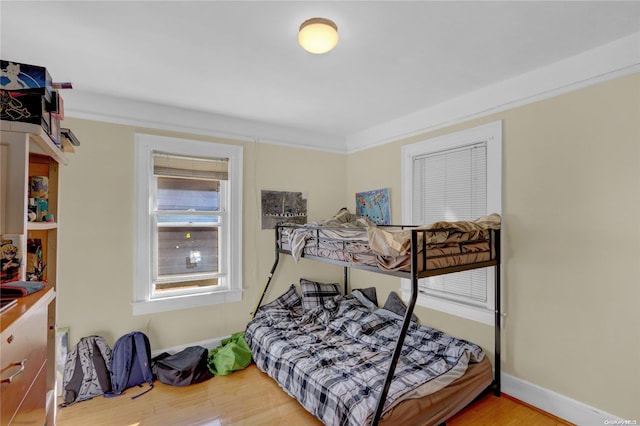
413;142;488;305
153;152;229;180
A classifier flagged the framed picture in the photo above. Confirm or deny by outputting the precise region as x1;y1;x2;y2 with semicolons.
261;190;308;229
355;188;390;225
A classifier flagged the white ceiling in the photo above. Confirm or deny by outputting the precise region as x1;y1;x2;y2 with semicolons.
2;1;639;150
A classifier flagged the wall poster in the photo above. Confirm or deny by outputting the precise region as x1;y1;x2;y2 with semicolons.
355;188;390;225
261;190;307;230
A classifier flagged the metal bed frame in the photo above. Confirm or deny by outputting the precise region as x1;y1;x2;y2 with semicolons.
252;223;501;425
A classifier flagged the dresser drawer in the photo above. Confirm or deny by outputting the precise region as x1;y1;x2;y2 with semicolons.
8;363;47;426
1;302;48;425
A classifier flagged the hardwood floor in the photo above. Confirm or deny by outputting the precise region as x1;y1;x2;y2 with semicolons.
446;393;572;426
56;364;572;426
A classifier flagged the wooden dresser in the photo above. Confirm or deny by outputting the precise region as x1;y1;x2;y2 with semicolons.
1;286;55;426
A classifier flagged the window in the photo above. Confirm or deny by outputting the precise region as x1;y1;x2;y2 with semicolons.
133;134;242;315
401;121;502;325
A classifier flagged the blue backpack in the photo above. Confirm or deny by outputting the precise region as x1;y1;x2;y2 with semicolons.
108;331;154;399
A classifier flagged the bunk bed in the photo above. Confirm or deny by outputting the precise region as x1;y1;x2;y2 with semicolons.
246;210;501;426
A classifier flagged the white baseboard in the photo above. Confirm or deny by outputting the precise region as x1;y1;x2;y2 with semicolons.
502;373;625;425
151;335;227;358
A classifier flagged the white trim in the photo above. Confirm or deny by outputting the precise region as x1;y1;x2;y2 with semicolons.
61;90;346;153
347;32;640;153
502;373;628;426
132;289;242;316
401;121;502;324
133;134;243;315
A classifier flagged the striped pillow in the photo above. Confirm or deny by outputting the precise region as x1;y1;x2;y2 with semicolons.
260;284;301;311
300;279;341;311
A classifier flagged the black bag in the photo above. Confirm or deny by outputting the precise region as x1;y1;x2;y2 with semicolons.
152;346;213;386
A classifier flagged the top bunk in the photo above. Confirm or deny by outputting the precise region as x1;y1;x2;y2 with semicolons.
275;209;501;279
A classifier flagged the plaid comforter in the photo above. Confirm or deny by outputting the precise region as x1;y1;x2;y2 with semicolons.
245;292;485;426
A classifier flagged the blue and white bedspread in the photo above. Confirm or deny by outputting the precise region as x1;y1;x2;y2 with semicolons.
245;292;485;426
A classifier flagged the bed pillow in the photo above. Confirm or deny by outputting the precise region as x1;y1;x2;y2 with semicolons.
353;286;378;306
383;291;418;323
300;278;341;311
351;288;378;312
260;284;302;311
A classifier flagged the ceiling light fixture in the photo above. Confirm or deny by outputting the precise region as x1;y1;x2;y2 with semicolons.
298;17;339;54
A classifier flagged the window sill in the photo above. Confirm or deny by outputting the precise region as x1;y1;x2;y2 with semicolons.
400;288;494;326
132;289;242;316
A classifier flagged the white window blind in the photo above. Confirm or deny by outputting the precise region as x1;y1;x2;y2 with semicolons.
401;120;501;325
413;142;488;306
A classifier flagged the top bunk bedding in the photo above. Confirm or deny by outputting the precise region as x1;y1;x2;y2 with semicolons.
277;209;501;276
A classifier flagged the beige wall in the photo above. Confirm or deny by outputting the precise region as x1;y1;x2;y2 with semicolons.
57;73;639;420
57;121;346;349
346;73;640;419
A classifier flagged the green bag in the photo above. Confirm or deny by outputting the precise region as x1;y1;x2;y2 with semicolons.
208;332;252;375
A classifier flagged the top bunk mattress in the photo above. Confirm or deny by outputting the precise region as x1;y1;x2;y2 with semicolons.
277;211;500;275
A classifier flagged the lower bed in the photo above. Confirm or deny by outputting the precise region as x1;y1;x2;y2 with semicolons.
246;285;492;426
382;358;491;425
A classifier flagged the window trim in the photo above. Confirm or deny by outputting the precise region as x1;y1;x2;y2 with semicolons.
400;120;502;325
152;173;226;296
133;134;242;315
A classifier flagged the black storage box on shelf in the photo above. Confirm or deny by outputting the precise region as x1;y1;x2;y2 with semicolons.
0;60;52;95
0;89;51;133
1;60;68;149
9;86;59;108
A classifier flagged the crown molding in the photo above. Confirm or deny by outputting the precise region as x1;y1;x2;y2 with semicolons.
346;31;640;153
62;90;347;153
